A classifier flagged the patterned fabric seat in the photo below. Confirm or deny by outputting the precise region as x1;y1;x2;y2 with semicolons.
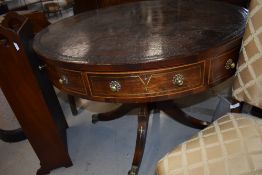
156;0;262;174
157;113;262;175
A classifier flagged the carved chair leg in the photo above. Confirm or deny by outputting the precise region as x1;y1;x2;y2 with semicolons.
67;94;78;116
158;100;210;129
0;128;26;143
128;104;150;175
92;104;138;124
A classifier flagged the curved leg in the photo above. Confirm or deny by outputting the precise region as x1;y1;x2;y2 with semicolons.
92;104;138;124
158;101;210;129
128;104;150;175
0;128;26;143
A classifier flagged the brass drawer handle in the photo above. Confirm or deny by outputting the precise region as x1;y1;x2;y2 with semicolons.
225;59;235;70
59;75;68;85
109;81;121;92
172;74;184;87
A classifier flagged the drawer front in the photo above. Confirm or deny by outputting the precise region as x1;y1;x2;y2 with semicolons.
209;48;239;84
47;66;86;95
87;62;204;98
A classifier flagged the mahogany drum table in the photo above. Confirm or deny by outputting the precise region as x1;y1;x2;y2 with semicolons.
33;0;247;174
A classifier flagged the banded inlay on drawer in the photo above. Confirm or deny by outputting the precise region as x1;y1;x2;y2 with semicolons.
87;62;205;98
47;66;86;95
209;48;239;84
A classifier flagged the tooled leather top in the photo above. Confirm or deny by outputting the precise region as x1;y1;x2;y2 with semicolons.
33;0;247;66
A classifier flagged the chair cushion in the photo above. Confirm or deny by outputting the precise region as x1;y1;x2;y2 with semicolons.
156;113;262;175
232;0;262;109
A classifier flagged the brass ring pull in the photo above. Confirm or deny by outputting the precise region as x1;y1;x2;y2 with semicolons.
59;75;68;85
225;59;236;70
109;81;121;92
172;74;184;87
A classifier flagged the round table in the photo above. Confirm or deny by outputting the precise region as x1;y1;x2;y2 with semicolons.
33;0;247;174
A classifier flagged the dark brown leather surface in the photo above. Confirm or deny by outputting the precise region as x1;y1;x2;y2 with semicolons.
33;0;247;66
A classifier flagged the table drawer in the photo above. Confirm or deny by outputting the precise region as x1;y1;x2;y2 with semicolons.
47;66;86;95
87;62;204;98
209;48;239;84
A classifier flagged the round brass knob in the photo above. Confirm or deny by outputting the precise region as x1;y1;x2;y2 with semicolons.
225;59;236;70
109;81;121;92
59;75;68;85
172;74;184;87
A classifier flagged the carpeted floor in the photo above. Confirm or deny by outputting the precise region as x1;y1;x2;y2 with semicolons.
0;78;233;175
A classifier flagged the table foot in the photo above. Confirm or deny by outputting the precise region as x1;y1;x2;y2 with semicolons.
128;165;138;175
129;104;150;175
158;101;210;129
91;104;137;124
0;128;26;143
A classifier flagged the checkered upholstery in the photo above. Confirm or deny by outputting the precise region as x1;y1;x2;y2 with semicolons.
156;113;262;175
232;0;262;109
156;1;262;174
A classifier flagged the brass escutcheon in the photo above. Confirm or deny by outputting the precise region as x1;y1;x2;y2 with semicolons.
109;81;121;92
225;59;236;70
172;74;184;86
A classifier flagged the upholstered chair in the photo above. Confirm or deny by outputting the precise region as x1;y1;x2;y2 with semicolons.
156;0;262;174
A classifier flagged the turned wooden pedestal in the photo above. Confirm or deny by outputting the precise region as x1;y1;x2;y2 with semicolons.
92;101;209;174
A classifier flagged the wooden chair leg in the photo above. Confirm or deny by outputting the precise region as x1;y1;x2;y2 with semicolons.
128;104;150;175
67;95;78;116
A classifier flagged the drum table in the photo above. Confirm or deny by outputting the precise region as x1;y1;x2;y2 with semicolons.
33;0;247;174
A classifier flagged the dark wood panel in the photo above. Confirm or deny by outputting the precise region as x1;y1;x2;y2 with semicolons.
73;0;147;14
73;0;97;14
98;0;143;8
0;12;72;174
73;0;249;15
213;0;250;7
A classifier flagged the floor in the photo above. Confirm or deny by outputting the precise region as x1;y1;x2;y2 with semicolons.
0;4;234;175
0;77;233;175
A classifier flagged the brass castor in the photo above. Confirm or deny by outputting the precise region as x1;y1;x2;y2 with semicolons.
128;166;138;175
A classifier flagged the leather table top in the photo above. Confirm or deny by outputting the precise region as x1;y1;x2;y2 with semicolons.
33;0;247;70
